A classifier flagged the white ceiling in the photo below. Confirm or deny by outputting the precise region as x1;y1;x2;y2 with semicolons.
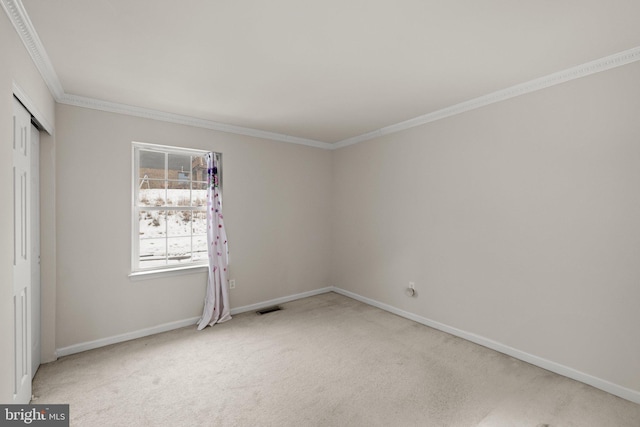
16;0;640;144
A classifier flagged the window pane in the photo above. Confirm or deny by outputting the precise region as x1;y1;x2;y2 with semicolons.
192;235;208;262
192;182;207;207
139;210;166;238
192;155;207;183
139;179;165;190
139;150;165;179
167;237;193;264
166;187;191;206
168;153;191;181
192;210;207;234
139;237;167;268
167;210;192;237
139;185;167;207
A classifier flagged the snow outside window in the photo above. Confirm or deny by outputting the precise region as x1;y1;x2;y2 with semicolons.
131;142;212;274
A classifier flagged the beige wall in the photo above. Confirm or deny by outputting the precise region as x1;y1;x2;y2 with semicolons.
332;61;640;393
54;104;332;349
0;13;56;402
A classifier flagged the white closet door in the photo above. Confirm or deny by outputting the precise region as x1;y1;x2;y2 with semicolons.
12;97;32;403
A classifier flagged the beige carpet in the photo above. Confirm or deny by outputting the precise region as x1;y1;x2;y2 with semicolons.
33;292;640;426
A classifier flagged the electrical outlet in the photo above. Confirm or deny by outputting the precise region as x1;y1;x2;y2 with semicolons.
229;279;236;289
405;281;417;297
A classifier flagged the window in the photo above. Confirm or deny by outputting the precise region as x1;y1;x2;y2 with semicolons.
131;142;212;274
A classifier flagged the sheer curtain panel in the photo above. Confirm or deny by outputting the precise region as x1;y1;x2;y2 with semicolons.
197;152;231;329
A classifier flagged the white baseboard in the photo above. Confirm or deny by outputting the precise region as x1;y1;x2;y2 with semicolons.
331;286;640;405
55;287;334;358
230;287;333;315
56;316;201;358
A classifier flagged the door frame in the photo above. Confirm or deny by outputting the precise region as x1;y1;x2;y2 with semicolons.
30;124;41;378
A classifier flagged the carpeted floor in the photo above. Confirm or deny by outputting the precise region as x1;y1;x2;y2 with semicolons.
33;292;640;426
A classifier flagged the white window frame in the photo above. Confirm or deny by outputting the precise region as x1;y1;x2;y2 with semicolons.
130;141;214;278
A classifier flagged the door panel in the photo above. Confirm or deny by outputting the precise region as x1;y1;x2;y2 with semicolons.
12;98;32;403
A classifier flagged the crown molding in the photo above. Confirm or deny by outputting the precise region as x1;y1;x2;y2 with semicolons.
4;0;640;150
1;0;64;99
58;93;333;149
333;46;640;149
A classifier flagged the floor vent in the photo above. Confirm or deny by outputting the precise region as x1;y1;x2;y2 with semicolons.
256;306;282;315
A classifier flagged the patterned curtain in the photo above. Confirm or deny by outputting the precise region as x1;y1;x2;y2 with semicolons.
197;152;231;329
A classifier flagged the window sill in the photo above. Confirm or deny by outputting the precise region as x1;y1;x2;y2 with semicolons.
129;264;208;281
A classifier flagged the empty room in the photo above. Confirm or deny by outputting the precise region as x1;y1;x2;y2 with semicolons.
2;0;640;425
